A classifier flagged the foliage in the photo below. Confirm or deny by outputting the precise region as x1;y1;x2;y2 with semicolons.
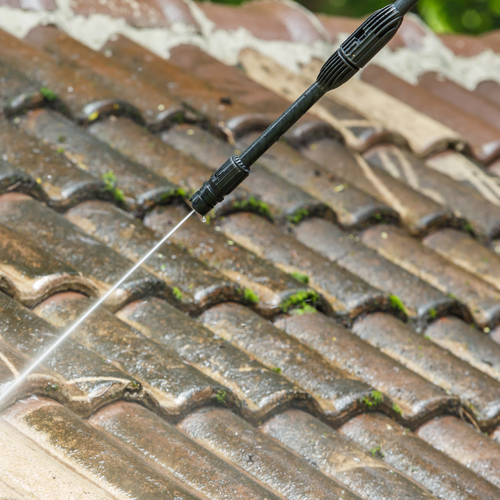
208;0;500;35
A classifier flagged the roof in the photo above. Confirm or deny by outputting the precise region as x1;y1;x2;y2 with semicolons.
1;0;500;498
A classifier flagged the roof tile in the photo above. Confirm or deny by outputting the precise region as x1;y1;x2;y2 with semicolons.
293;218;461;325
353;313;500;429
261;409;436;500
275;312;458;425
0;291;141;415
417;416;500;489
66;200;243;313
200;303;377;423
3;398;203;499
362;225;500;327
144;204;316;317
339;412;500;500
34;292;228;418
302;138;455;236
179;407;363;500
0;194;163;310
0;158;44;199
219;212;388;321
117;296;310;422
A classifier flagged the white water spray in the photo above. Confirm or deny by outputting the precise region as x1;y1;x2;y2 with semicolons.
0;209;196;406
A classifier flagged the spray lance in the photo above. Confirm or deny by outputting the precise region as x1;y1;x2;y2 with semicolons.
190;0;420;216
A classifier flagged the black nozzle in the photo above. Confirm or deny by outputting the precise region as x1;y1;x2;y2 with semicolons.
190;155;250;216
190;0;419;216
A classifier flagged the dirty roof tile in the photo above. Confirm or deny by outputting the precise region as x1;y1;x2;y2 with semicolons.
66;201;243;313
3;397;204;499
219;212;388;321
117;296;310;422
0;29;139;123
366;146;500;242
261;409;436;500
301;137;455;236
0;291;141;415
162;124;328;224
275;312;458;426
198;0;325;43
362;225;500;328
0;157;44;200
19;110;182;216
0;194;163;310
200;303;377;424
301;59;464;157
339;412;500;500
293;218;461;325
179;407;363;500
144;203;315;317
0;118;108;210
475;80;500;110
425;317;500;382
417;416;500;489
239;132;398;229
353;313;500;429
423;229;500;289
91;401;283;500
34;292;229;419
0;223;96;306
71;0;198;28
362;65;500;164
0;417;114;500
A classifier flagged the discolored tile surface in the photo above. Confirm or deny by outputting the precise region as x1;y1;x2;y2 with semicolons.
34;292;228;418
200;303;377;424
0;194;163;310
90;401;283;500
339;413;500;500
261;410;436;500
275;312;458;425
293;218;460;325
66;201;243;313
219;212;388;321
353;313;500;429
417;416;500;489
362;225;500;328
117;296;310;422
179;407;363;500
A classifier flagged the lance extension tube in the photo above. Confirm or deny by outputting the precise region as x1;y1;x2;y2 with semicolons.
190;0;420;216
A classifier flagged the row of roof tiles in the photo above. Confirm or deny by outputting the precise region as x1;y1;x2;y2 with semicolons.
1;2;500;498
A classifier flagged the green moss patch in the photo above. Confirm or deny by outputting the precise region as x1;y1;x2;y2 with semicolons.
290;271;309;284
233;196;272;219
102;171;125;203
243;288;260;305
281;290;319;313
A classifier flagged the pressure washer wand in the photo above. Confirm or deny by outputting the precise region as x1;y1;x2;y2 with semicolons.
190;0;420;216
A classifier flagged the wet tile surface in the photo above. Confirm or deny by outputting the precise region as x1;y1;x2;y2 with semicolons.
179;407;363;500
261;410;436;500
117;297;309;422
339;412;500;500
200;303;376;424
275;312;458;425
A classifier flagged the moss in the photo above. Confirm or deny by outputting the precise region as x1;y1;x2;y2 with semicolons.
392;403;402;415
362;390;383;408
290;271;309;285
102;170;125;203
45;383;59;392
389;294;408;315
290;303;317;316
175;187;188;198
233;196;272;219
463;221;474;234
57;135;66;143
40;87;57;101
429;308;437;319
287;208;309;225
214;389;226;405
56;147;65;154
244;288;259;305
281;290;319;313
272;367;282;374
370;445;384;458
172;287;183;301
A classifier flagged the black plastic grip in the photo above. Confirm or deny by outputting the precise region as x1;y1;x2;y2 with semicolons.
190;155;250;216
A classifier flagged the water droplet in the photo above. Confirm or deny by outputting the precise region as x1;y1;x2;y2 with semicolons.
202;216;206;223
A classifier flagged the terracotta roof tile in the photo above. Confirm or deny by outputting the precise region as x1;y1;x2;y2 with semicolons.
1;2;500;493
